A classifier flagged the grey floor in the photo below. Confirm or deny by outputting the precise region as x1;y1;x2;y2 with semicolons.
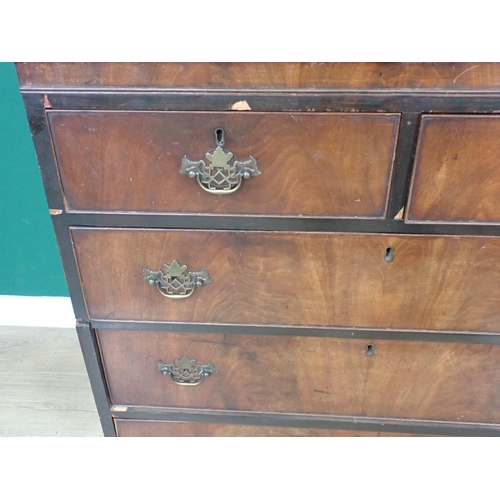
0;325;103;437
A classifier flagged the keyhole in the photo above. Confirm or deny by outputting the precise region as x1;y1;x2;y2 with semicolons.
215;128;225;147
365;344;375;356
384;246;394;262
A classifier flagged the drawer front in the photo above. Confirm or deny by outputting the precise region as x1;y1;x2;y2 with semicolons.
48;111;399;218
100;330;500;423
407;115;500;224
114;419;428;437
73;228;500;333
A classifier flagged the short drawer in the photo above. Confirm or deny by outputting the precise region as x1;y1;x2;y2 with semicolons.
73;228;500;333
48;111;399;218
407;114;500;224
114;419;427;437
100;330;500;424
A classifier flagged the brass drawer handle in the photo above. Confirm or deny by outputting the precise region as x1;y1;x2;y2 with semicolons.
180;127;262;194
158;356;218;386
142;259;212;299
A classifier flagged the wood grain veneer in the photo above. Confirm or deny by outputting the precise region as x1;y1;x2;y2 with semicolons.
48;111;398;218
16;63;500;90
114;419;430;437
407;115;500;224
72;228;500;333
99;330;500;423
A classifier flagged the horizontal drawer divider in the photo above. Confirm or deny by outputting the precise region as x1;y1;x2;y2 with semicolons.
20;90;500;114
91;321;500;345
109;407;500;437
59;213;500;236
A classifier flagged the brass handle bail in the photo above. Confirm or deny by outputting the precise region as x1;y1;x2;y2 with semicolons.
142;260;212;299
158;356;217;386
180;127;262;194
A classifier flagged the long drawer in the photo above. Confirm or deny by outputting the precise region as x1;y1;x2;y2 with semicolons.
73;228;500;333
114;419;430;437
99;330;500;424
48;111;399;218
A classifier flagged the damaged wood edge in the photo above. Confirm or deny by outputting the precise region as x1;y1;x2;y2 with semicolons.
49;208;63;215
43;94;52;109
112;406;129;412
230;100;252;110
394;207;405;220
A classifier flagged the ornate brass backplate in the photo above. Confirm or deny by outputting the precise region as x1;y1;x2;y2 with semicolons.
142;260;212;299
158;356;218;385
180;128;261;194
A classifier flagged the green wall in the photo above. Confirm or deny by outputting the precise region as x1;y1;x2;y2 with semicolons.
0;62;69;296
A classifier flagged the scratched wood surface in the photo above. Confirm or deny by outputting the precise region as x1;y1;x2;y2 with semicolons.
72;228;500;333
407;115;500;224
99;330;500;423
48;111;398;218
16;63;500;90
114;419;429;437
0;326;102;437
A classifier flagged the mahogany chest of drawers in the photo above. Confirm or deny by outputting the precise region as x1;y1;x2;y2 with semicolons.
17;63;500;436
